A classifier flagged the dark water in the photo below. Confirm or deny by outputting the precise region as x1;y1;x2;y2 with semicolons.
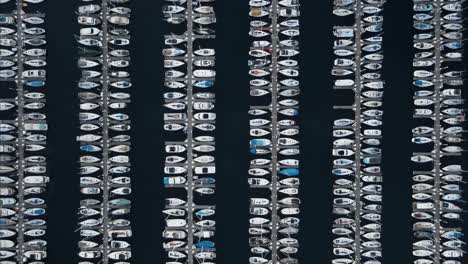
45;0;79;262
0;0;463;263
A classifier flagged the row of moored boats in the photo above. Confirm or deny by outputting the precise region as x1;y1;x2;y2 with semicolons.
411;0;466;263
162;0;217;263
248;1;301;264
76;0;133;262
331;0;385;263
0;0;49;262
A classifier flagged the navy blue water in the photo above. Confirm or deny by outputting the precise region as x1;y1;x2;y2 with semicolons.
2;0;464;263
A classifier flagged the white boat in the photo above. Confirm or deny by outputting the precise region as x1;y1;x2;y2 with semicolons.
195;166;215;174
80;176;101;185
0;38;16;47
278;60;298;67
249;0;269;7
249;217;269;225
364;54;383;61
281;29;299;37
194;6;213;14
194;48;215;56
24;165;46;173
0;240;14;248
250;198;269;206
250;119;270;126
109;145;130;153
164;166;186;174
164;103;185;111
163;48;185;57
249;69;269;77
193;69;216;78
362;90;383;98
0;123;15;132
195;123;215;131
281;207;299;215
164;123;185;131
249;257;268;264
194;112;216;121
109;166;130;174
441;250;463;258
194;156;214;163
248;178;269;186
0;104;16;116
279;49;299;57
365;81;384;89
362;175;382;183
250;89;269;96
0;70;15;78
249;109;268;116
23;69;46;78
280;39;299;47
0;59;14;68
251;158;270;165
164;176;186;185
249;49;269;57
163;5;185;14
333;9;353;16
279;69;299;77
80;27;101;36
111;80;132;88
249;168;269;176
24;27;46;35
24;48;46;56
362;232;381;240
334;49;354;56
278;137;299;146
194;16;216;25
192;102;213;111
166;219;186;228
0;208;15;217
78;4;101;14
250;207;270;216
24;229;46;237
279;148;300;155
279;178;300;187
108;49;129;58
278;119;295;126
250;79;270;87
109;60;129;68
333;138;354;147
280;19;299;27
363;6;382;14
279;8;300;17
279;188;298;195
26;145;45;151
414;42;433;50
443;23;463;30
24;16;44;25
335;79;354;87
332;258;354;264
164;59;184;68
0;229;15;239
165;155;185;164
252;40;270;48
112;177;131;184
108;16;129;26
250;128;270;136
79;112;100;121
0;27;15;35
